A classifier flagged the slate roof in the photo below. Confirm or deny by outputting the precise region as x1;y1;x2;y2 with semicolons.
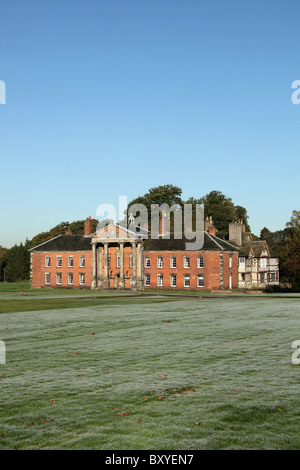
29;235;92;252
239;241;269;258
144;231;240;252
29;231;240;253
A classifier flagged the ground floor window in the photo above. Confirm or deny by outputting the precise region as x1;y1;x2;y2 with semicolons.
68;273;73;285
197;274;204;287
79;273;85;285
56;273;62;285
157;274;163;287
144;273;150;286
45;273;50;285
170;274;177;287
184;274;190;287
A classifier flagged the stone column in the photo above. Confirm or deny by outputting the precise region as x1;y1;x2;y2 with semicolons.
137;241;143;290
91;241;97;290
97;244;103;289
103;242;109;289
119;242;125;289
131;241;137;290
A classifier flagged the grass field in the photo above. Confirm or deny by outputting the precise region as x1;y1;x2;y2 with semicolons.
0;293;300;450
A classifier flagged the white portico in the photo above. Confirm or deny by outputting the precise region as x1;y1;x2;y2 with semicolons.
90;223;147;290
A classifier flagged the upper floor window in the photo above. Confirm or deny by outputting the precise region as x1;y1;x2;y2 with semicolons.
45;256;51;268
260;258;267;269
229;254;232;269
116;255;120;268
170;256;176;268
80;256;85;268
157;256;163;268
184;256;190;268
68;256;73;268
197;255;204;268
57;256;62;268
145;256;150;268
129;255;133;268
239;257;245;266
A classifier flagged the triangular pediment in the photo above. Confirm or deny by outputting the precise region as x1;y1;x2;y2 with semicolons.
92;223;147;240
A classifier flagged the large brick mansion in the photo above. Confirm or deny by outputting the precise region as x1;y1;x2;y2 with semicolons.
29;216;279;291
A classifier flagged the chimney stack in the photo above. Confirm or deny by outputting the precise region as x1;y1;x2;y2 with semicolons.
205;216;216;236
84;216;93;236
228;221;245;246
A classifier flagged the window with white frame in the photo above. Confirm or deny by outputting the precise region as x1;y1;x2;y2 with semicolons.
170;274;177;287
197;274;204;288
197;255;204;268
108;255;111;269
129;255;133;268
144;256;150;268
184;255;190;268
68;256;73;268
239;257;245;267
157;256;163;268
45;273;50;285
184;274;190;287
68;273;73;285
260;258;267;269
80;255;85;267
157;274;163;287
57;256;62;268
229;254;232;269
45;256;51;268
79;273;85;285
170;256;176;268
116;254;120;268
56;273;62;285
144;273;150;286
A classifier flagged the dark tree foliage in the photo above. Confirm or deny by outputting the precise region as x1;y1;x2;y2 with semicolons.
260;211;300;291
185;191;250;232
1;218;98;281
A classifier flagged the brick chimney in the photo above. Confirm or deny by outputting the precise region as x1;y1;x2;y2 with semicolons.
84;216;93;236
65;229;72;235
205;216;216;236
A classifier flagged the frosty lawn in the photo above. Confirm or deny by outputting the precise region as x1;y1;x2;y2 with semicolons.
0;296;300;449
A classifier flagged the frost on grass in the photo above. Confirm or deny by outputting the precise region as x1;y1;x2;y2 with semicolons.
0;297;300;450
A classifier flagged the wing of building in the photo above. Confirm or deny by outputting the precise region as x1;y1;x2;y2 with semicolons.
228;221;280;288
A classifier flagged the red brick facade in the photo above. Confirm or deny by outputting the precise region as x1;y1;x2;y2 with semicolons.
30;245;238;290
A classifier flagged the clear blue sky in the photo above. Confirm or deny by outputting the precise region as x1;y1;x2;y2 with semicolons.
0;0;299;247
